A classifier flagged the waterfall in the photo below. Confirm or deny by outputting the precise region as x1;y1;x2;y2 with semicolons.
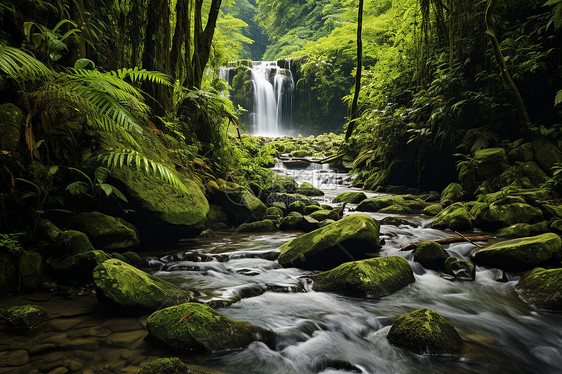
250;61;294;137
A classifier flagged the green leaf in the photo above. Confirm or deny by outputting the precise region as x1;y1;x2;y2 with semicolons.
555;89;562;106
99;183;113;196
48;165;59;175
22;192;38;199
74;58;95;69
66;181;89;196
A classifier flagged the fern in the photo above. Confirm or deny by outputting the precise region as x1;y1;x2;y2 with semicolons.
98;150;188;193
0;42;51;80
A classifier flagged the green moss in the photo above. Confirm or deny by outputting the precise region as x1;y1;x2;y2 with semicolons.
146;303;272;352
440;183;464;206
515;267;562;311
54;230;95;257
288;200;306;214
217;184;266;225
387;308;463;355
52;250;112;284
471;202;543;231
496;224;532;238
356;195;426;213
333;192;367;204
139;357;205;374
68;211;139;250
443;257;475;280
278;214;381;270
472;233;562;271
309;256;414;298
237;220;278;232
422;204;442;216
309;209;339;221
1;304;47;328
473;147;508;180
265;206;284;222
430;203;472;231
296;182;324;196
303;205;321;215
413;242;449;270
93;259;192;311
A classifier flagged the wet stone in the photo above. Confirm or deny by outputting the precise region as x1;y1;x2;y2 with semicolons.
0;350;29;367
107;330;147;348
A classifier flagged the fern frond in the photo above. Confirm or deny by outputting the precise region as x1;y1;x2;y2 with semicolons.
98;149;188;193
86;116;141;150
0;43;51;80
113;67;173;86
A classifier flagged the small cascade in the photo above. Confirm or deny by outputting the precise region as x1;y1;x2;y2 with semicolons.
250;61;294;136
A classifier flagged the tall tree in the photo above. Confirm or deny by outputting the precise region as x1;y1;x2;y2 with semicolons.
345;0;363;141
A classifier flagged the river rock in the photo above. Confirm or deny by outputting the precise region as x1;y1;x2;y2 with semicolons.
422;204;442;216
472;233;562;271
264;206;284;222
93;259;192;311
121;251;147;268
308;256;414;298
473;147;509;180
387;308;463;355
470;201;543;231
296;182;324;196
146;303;273;352
515;267;562;311
430;202;472;231
303;205;322;215
68;211;139;251
0;304;47;328
54;230;95;257
237;220;278;233
440;183;464;206
277;214;380;270
443;257;475;281
380;217;420;227
139;357;207;374
309;209;339;221
333;191;367;204
288;200;306;214
51;250;112;284
532;137;562;175
18;251;42;291
496;223;532;238
0;251;18;296
355;195;425;214
413;242;449;270
265;192;317;207
508;143;534;163
216;184;266;225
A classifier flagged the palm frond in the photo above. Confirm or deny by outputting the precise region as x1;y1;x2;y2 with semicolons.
98;149;188;193
0;42;51;80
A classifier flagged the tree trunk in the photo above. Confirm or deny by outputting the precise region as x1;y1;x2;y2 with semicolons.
345;0;363;141
485;0;532;133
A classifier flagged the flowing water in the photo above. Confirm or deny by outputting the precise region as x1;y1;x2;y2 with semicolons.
1;164;561;373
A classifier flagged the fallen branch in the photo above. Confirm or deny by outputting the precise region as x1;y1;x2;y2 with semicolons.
453;231;484;248
400;236;489;251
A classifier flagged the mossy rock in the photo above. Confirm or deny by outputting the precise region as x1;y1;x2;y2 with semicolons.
288;200;306;214
413;242;449;271
318;219;335;228
0;305;47;328
532;138;562;176
443;257;475;281
68;211;139;251
378;204;414;214
422;204;442;216
279;213;303;231
265;192;317;207
473;147;508;180
0;103;24;153
430;203;472;231
440;183;463;206
380;217;420;227
121;251;147;268
0;252;18;296
471;202;543;231
496;224;532;238
541;204;562;220
146;303;273;352
216;184;266;226
18;251;42;291
303;205;321;215
530;221;549;235
387;308;463;355
309;256;414;298
472;233;562;271
514;161;549;187
551;219;562;234
296;182;324;196
51;250;112;284
356;195;425;214
94;259;192;311
237;220;277;233
278;214;381;270
515;267;562;311
139;357;208;374
333;192;367;204
508;143;534;163
205;204;229;228
54;230;95;257
264;206;284;222
269;201;287;212
301;215;320;232
309;209;339;221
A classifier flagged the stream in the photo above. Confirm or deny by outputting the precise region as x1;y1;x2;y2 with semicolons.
1;163;561;373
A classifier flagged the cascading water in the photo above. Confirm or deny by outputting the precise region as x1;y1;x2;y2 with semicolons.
250;61;294;136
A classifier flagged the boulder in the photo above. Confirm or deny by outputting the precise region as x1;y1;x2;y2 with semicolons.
296;182;324;196
51;250;112;284
265;192;317;207
269;201;287;212
430;203;472;231
308;256;414;298
413;242;449;270
318;219;335;228
551;219;562;234
387;308;463;355
496;224;532;238
0;305;47;328
380;217;420;227
440;183;463;206
303;205;322;215
264;206;284;222
18;251;42;291
472;233;562;271
0;251;18;296
205;204;229;228
288;200;306;214
473;148;508;180
121;251;147;268
309;209;339;222
541;204;562;220
93;259;192;311
532;138;562;175
356;195;425;213
277;214;380;270
422;204;442;216
0;103;24;153
301;215;320;232
515;267;562;311
443;257;475;281
237;220;277;233
470;202;543;231
508;143;534;163
139;357;207;374
216;184;266;226
279;212;304;231
68;211;139;251
333;192;367;204
54;230;95;257
146;303;273;352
